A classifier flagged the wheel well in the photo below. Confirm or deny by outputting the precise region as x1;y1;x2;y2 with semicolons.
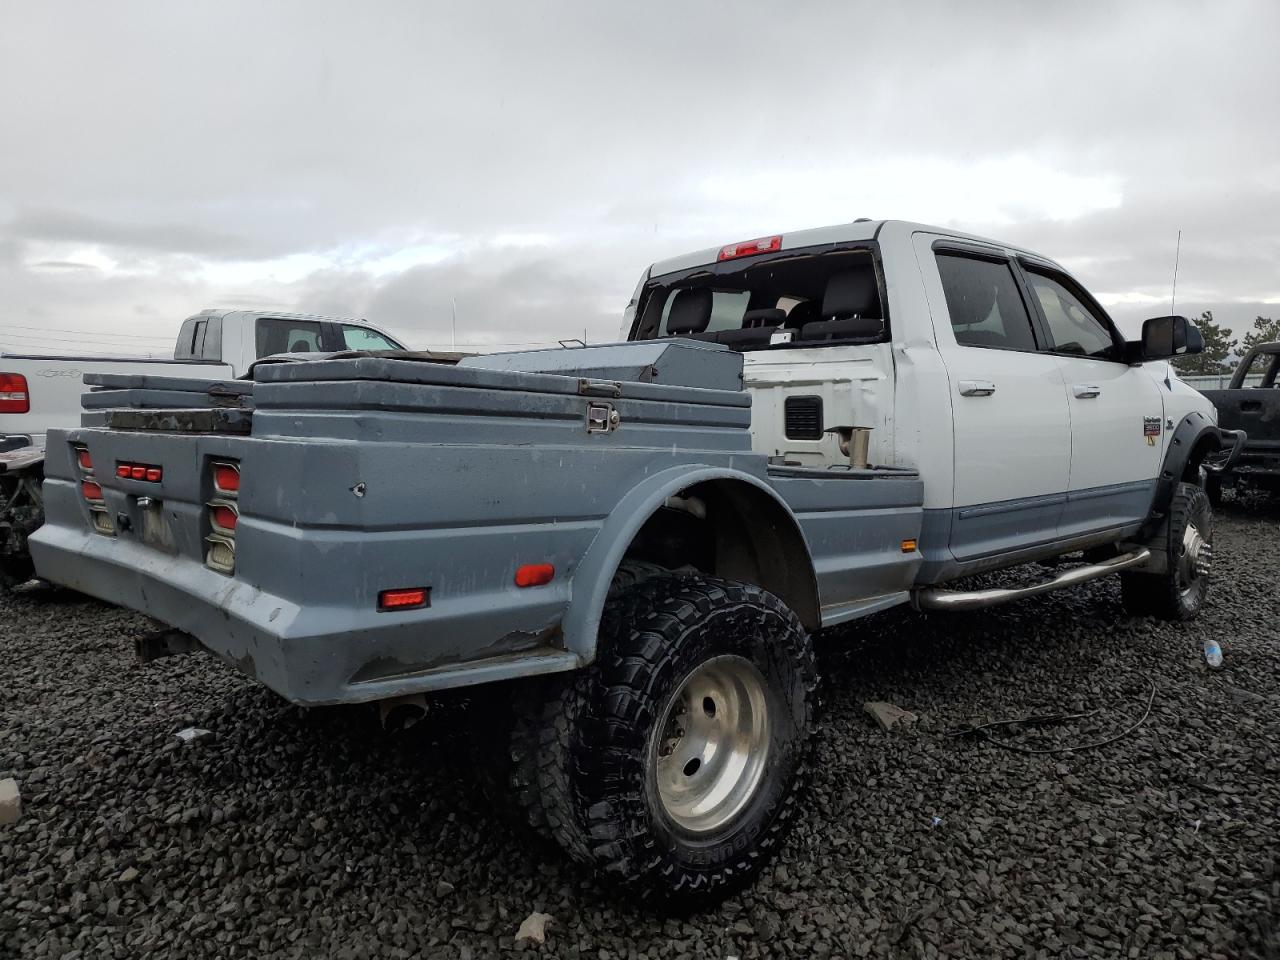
619;478;821;630
1183;433;1221;482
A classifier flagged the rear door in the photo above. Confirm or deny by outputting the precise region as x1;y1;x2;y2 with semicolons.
920;238;1072;561
1018;263;1164;537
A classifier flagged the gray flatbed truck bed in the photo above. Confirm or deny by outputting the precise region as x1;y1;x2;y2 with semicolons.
35;342;921;701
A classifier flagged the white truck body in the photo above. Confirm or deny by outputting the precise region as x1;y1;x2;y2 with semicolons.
0;309;405;584
637;220;1217;578
1;309;404;450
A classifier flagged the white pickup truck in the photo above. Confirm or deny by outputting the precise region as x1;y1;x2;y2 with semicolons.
0;309;406;583
1;309;405;452
30;219;1243;907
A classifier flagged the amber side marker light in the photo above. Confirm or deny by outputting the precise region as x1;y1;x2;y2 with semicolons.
378;587;429;611
515;563;555;588
901;539;918;553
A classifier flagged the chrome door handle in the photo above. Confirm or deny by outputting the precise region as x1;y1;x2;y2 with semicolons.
1073;384;1101;399
958;379;996;397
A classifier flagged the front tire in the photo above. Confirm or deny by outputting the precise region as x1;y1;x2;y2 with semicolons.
1204;473;1226;508
1121;481;1213;620
542;574;816;908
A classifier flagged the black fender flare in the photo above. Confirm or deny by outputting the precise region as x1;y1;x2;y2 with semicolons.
1142;412;1241;535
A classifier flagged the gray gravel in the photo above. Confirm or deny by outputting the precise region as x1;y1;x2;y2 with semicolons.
2;500;1278;959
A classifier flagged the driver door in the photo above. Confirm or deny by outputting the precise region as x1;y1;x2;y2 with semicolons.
1019;264;1164;538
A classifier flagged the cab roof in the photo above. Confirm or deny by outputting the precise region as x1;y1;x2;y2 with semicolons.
646;219;1060;279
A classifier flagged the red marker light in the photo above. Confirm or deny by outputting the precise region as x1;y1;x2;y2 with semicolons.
76;449;93;471
717;235;782;262
210;504;238;531
82;480;104;502
378;587;429;611
213;463;240;493
130;465;146;480
515;563;555;588
116;464;131;478
0;373;29;413
145;467;162;482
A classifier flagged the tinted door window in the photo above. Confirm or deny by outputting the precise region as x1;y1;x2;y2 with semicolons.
936;253;1038;351
1025;271;1118;360
256;318;324;357
1241;350;1280;388
341;325;402;351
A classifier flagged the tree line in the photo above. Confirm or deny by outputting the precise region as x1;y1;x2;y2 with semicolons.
1171;312;1280;376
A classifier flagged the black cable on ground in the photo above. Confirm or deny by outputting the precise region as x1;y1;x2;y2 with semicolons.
948;679;1157;755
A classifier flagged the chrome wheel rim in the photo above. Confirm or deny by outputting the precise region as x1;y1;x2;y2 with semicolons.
651;654;771;834
1177;519;1212;597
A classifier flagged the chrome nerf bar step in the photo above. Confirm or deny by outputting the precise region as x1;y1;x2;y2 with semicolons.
913;548;1152;612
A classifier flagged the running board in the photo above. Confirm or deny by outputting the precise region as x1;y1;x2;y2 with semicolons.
912;548;1152;612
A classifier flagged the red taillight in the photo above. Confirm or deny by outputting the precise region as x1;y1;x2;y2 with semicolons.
213;463;240;494
717;235;782;262
515;563;555;588
116;461;163;482
82;480;103;502
210;504;238;531
77;449;93;471
378;587;429;611
0;373;29;413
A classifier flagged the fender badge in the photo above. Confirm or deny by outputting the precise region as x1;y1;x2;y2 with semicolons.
1143;417;1161;445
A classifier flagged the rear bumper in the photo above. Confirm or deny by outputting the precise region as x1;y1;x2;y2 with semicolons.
30;521;581;705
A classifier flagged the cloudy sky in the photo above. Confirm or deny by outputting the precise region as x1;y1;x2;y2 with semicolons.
1;1;1276;357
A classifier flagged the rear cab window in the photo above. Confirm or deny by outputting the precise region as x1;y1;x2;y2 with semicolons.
631;244;888;352
174;318;203;360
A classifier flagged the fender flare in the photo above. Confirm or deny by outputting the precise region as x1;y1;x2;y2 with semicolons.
560;464;819;661
1142;411;1224;534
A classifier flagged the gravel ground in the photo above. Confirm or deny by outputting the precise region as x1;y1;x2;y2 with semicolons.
2;500;1278;960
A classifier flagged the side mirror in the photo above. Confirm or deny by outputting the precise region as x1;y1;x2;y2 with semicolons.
1186;323;1205;354
1138;315;1198;361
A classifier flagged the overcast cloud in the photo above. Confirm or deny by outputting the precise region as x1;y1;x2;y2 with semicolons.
1;0;1277;355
